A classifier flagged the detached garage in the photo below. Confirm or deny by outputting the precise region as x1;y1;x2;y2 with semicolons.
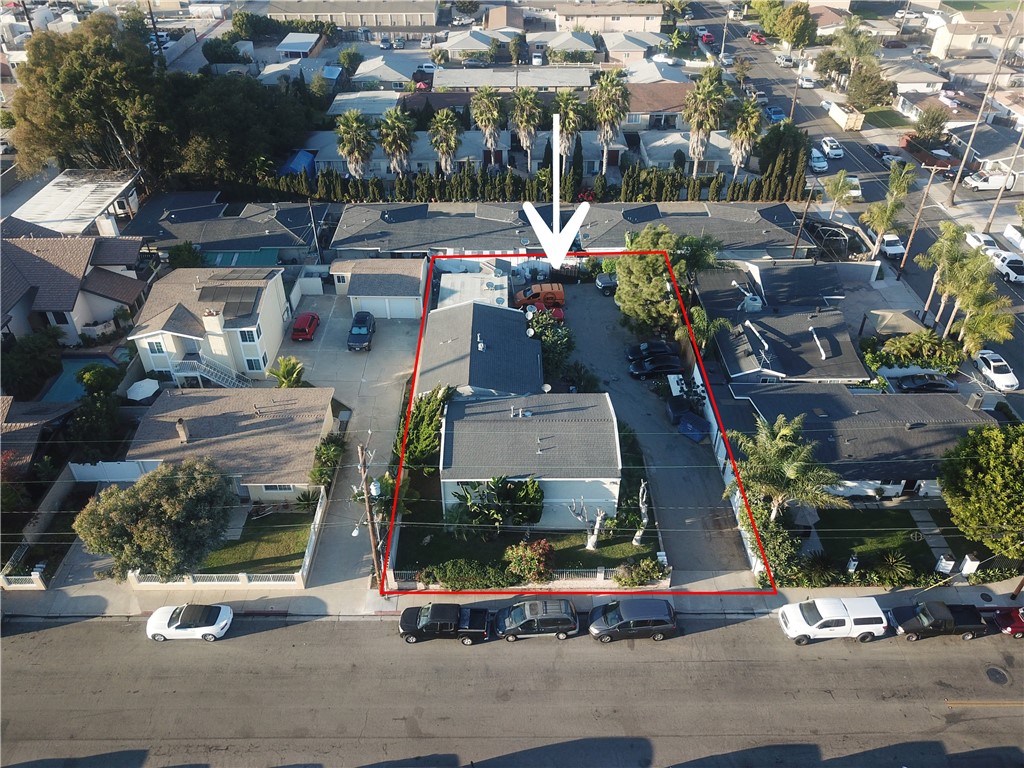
330;258;429;319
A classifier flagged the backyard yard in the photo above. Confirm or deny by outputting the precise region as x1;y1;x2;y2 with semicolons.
202;512;312;574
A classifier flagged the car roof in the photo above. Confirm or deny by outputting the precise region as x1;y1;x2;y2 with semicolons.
812;597;882;618
179;604;219;625
614;598;673;620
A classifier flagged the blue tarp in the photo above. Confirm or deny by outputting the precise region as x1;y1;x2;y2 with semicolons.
280;150;315;178
676;411;710;443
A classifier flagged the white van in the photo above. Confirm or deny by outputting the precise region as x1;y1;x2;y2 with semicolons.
531;52;544;66
778;598;888;645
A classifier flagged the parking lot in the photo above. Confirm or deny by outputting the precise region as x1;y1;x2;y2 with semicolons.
562;282;753;582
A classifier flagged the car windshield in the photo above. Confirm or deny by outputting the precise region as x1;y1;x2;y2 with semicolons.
600;603;623;625
506;605;527;627
798;601;823;625
351;326;368;335
416;606;431;628
169;606;185;625
991;361;1011;374
916;604;936;626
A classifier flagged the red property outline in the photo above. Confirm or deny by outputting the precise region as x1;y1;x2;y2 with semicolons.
380;250;775;597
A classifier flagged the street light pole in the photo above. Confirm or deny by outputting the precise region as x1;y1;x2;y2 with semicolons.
357;443;384;591
896;164;943;281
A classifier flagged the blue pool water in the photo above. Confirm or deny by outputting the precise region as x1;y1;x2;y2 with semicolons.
40;356;117;403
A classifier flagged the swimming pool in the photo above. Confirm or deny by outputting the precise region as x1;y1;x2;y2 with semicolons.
40;356;118;403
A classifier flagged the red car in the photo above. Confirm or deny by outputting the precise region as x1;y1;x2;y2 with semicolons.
291;311;320;341
528;304;565;322
750;32;767;44
701;33;715;45
992;607;1024;639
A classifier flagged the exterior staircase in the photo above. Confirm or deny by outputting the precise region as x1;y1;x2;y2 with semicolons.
174;354;253;388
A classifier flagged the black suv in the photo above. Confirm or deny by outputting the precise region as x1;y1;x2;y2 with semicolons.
494;599;579;641
347;311;376;351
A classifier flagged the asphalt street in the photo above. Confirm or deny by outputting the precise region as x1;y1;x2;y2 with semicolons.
2;616;1022;767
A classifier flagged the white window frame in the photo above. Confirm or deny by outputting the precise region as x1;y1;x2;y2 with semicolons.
263;484;294;492
148;340;164;354
246;357;263;371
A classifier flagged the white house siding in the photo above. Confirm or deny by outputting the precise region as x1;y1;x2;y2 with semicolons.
351;295;422;319
558;14;661;34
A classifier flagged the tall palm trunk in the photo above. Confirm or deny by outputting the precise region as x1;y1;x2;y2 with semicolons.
922;267;943;318
942;297;962;339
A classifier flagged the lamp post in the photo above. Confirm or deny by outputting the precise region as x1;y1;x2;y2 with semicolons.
896;164;944;282
357;443;384;590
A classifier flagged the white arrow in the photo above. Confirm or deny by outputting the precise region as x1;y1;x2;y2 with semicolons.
522;113;590;270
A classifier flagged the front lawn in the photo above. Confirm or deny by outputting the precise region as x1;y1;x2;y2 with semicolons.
863;107;913;130
550;531;657;568
928;508;997;564
202;512;311;573
813;506;935;572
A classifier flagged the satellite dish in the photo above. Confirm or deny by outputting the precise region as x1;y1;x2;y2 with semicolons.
494;268;504;277
542;383;552;393
496;297;505;305
525;310;535;320
485;281;494;289
526;328;535;337
520;238;530;245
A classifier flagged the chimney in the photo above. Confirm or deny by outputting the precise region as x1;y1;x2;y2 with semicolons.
175;418;190;444
202;308;224;334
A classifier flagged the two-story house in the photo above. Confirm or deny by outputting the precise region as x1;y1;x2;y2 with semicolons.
930;10;1024;60
128;268;289;388
555;2;662;34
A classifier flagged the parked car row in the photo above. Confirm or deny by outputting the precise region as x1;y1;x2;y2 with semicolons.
399;599;681;645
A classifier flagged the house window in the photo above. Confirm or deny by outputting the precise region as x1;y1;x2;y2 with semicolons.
51;312;69;325
611;15;620;21
535;44;544;50
255;323;262;340
148;341;164;354
263;484;294;492
977;36;991;44
336;274;347;284
626;113;641;124
645;16;656;20
240;330;256;343
262;352;268;367
246;357;263;371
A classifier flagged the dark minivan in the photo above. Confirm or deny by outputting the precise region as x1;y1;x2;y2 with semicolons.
493;599;579;641
588;599;679;643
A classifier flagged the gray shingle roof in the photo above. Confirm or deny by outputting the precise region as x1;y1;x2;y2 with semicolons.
441;394;621;480
130;268;282;339
90;237;144;266
730;383;995;481
329;258;425;297
0;238;93;312
127;388;334;486
415;303;543;397
0;397;78;474
0;216;62;239
81;268;148;305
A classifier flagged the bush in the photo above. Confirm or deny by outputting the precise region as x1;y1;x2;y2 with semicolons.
504;538;554;583
870;549;914;587
417;559;518;590
612;557;667;587
967;567;1022;586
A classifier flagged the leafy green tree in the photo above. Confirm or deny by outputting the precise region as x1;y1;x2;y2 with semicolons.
729;98;761;179
681;68;726;178
912;105;950;149
429;108;463;176
823;170;856;219
860;199;904;258
530;309;575;380
510;33;525;65
73;457;235;581
202;37;247;64
940;425;1024;559
470;86;502;161
847;63;894;110
687;305;729;354
724;414;851;523
1;450;30;514
756;121;808;177
167;240;202;269
455;0;480;14
614;253;678;336
887;161;917;202
510;87;542;172
591;70;630;176
395;385;453;474
0;110;16;129
0;327;65;400
76;363;124;396
751;0;785;35
732;55;752;87
955;293;1014;355
335;109;375;179
504;538;553;582
337;46;364;75
66;393;121;462
10;13;164;177
814;50;850;79
309;72;331;104
775;2;816;49
266;356;311;388
835;15;877;76
378;107;416;175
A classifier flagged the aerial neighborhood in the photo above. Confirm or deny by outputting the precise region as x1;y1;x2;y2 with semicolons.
1;0;1023;682
1;0;1023;762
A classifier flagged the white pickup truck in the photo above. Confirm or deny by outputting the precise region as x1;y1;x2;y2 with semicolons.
989;250;1024;283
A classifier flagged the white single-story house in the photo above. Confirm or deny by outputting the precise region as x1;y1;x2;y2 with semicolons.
329;258;429;319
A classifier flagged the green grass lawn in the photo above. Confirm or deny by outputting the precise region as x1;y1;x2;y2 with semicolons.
927;508;996;563
202;512;311;574
945;0;1017;10
863;107;913;130
549;531;657;569
813;507;936;572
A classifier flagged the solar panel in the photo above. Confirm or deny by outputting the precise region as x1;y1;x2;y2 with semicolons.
197;285;259;318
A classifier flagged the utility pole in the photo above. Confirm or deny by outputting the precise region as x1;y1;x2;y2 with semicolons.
790;174;817;260
946;0;1022;207
896;164;943;281
357;444;384;591
720;12;729;59
789;65;800;121
982;124;1024;234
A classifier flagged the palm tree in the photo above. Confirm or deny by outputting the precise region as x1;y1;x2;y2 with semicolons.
859;198;904;258
553;91;583;164
723;414;851;523
957;295;1015;355
824;170;856;220
916;221;969;322
428;108;463;176
681;69;726;178
510;87;542;173
377;107;416;175
729;99;762;180
267;356;308;388
591;70;630;175
470;86;502;162
836;15;878;76
335;109;376;180
939;249;993;339
687;306;730;353
887;161;917;202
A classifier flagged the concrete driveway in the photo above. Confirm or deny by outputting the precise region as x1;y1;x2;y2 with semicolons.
561;282;752;584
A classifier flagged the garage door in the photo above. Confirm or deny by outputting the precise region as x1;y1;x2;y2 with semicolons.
351;296;422;319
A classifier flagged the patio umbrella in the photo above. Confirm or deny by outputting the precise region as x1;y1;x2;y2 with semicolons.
126;378;160;401
791;504;820;528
